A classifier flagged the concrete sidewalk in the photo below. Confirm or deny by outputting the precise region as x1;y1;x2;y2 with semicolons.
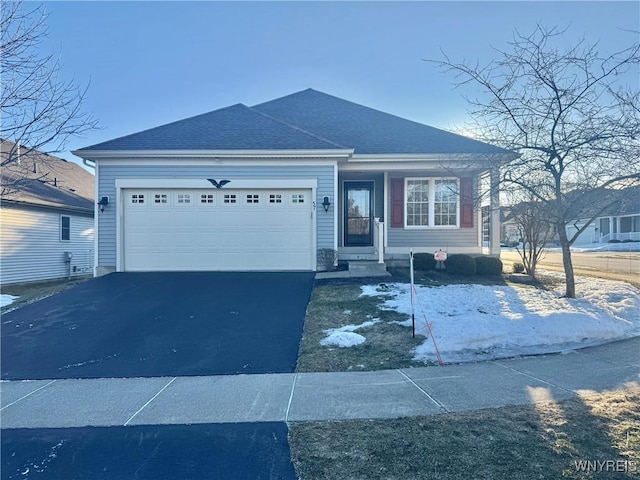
2;338;638;429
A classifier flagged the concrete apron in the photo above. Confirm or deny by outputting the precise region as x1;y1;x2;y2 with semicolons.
2;338;638;429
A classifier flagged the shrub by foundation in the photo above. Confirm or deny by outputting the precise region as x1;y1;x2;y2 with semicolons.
444;254;477;275
413;253;436;271
475;256;503;275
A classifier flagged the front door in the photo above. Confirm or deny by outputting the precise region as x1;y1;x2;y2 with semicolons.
344;182;373;246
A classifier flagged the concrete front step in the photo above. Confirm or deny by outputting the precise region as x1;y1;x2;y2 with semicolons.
348;261;390;277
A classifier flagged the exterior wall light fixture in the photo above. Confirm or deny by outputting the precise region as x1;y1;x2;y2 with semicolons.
97;196;109;213
322;196;331;212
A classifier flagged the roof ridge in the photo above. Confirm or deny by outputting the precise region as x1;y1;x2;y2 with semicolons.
287;89;490;141
253;88;513;154
249;104;348;150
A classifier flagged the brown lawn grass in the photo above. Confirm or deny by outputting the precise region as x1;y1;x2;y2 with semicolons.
289;386;640;480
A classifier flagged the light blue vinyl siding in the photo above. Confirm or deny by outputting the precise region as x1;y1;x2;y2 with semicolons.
96;163;335;269
387;226;479;248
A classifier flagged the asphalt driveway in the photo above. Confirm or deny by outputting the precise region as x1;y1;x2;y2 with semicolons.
2;422;295;480
1;272;315;380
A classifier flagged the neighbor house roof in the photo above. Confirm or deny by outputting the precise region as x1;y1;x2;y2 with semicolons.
501;185;640;223
76;89;511;156
599;186;640;217
1;140;95;214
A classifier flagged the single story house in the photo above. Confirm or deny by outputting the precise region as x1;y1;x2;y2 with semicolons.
569;186;640;245
1;140;95;285
73;89;513;274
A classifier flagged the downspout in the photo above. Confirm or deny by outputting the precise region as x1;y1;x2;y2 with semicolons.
79;156;98;276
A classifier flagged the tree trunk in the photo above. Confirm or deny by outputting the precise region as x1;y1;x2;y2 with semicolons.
557;225;576;298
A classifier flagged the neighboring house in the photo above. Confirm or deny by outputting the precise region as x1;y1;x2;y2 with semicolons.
500;207;520;246
501;187;639;247
569;186;640;245
1;140;95;285
73;89;513;274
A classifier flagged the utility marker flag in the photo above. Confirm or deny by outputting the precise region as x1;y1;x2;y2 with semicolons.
409;250;445;366
410;250;415;338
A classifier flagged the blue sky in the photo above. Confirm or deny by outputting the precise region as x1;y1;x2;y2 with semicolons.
35;1;639;164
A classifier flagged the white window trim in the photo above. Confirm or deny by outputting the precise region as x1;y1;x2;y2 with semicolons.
60;215;71;241
404;177;460;229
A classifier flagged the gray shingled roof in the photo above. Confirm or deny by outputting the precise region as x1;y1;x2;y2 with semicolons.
253;89;509;155
1;140;95;213
78;89;510;155
82;103;344;151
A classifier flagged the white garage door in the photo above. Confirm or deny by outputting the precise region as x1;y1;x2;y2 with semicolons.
123;188;314;271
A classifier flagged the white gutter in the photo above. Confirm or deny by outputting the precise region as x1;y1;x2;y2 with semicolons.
350;152;517;163
72;148;354;160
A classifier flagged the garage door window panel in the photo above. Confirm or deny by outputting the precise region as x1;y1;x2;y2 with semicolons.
269;194;283;204
130;193;146;205
176;193;193;206
153;193;169;206
200;193;215;205
291;193;306;204
246;194;260;204
224;194;237;204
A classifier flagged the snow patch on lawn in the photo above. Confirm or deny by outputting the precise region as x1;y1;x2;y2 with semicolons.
320;319;380;348
359;277;639;363
1;294;18;307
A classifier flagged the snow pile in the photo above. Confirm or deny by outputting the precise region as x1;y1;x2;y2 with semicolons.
1;294;18;308
569;243;640;252
320;319;379;348
359;277;639;363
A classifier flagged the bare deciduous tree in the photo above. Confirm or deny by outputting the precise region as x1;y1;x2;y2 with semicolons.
1;1;98;194
430;25;640;297
506;195;556;277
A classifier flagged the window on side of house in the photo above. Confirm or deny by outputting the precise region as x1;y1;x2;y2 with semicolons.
481;205;491;247
405;178;459;228
61;215;71;241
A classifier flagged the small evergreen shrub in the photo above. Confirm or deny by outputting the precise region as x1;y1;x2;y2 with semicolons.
608;239;622;243
512;262;525;273
622;239;635;243
443;254;477;276
475;256;503;276
413;253;436;271
317;248;337;271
